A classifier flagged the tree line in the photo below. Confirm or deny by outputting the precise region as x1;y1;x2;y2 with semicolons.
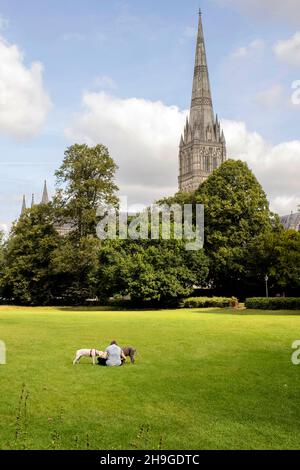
0;144;299;306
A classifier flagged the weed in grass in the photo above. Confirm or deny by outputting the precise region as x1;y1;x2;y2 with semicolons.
15;383;29;449
158;436;164;451
130;424;150;449
47;409;64;449
49;429;61;450
73;435;80;450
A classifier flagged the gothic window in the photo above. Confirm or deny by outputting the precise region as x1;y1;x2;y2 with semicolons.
205;155;210;172
206;126;212;141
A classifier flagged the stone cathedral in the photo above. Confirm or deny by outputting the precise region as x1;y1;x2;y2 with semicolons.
178;11;226;192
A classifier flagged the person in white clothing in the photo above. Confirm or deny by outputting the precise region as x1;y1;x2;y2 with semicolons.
98;340;126;367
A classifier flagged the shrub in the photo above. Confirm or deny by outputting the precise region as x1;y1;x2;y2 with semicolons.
181;297;238;309
245;298;300;310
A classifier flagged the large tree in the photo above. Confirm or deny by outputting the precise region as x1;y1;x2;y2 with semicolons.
247;229;300;296
1;205;60;305
1;144;119;305
50;235;100;305
55;144;118;239
194;160;278;294
163;160;279;296
48;143;119;304
0;230;5;298
96;239;209;305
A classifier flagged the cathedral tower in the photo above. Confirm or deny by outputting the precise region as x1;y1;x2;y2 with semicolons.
41;180;49;205
20;181;50;216
21;195;26;215
178;11;226;192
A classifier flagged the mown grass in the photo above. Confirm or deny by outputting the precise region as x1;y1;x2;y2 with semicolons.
0;306;299;450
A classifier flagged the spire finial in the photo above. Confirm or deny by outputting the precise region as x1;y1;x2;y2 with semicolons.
41;180;49;205
199;8;202;16
21;195;26;215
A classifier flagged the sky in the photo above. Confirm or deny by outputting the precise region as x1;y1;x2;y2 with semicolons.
0;0;299;233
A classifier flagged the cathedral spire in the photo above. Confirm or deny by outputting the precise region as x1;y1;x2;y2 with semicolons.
178;11;227;192
41;180;49;204
21;195;26;215
190;10;214;134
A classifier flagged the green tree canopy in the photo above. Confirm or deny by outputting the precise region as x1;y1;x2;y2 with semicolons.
162;160;280;296
1;204;60;305
50;235;100;305
55;144;119;239
96;239;209;305
194;160;279;293
247;229;300;295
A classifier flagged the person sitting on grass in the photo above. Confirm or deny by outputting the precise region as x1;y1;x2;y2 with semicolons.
98;341;126;367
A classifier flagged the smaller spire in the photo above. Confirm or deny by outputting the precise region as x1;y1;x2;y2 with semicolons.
21;195;26;215
41;180;49;204
31;194;35;208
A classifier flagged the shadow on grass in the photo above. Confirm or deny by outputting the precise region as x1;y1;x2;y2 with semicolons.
57;306;116;312
56;306;167;313
240;310;300;317
191;308;300;317
2;304;299;317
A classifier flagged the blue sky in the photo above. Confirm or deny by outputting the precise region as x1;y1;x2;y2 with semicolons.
0;0;299;231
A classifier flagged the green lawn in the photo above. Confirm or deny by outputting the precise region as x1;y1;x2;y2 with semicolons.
0;306;300;450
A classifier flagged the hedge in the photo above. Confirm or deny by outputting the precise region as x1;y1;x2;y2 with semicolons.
181;297;238;309
245;298;300;310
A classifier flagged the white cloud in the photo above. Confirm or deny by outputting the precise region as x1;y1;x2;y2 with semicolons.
274;32;300;67
0;222;9;237
66;91;299;215
256;85;284;108
232;39;264;59
0;36;52;139
222;120;300;214
291;80;300;105
271;196;299;215
65;92;187;204
216;0;300;24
